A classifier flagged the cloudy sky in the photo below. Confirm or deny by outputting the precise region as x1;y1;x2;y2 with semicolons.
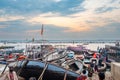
0;0;120;40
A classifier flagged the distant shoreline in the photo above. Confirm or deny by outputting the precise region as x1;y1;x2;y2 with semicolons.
0;39;119;43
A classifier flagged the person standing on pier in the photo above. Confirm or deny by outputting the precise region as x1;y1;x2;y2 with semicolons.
87;64;94;80
98;72;105;80
94;65;99;74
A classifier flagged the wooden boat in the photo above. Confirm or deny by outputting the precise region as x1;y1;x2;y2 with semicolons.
13;60;80;80
61;59;83;74
43;50;67;62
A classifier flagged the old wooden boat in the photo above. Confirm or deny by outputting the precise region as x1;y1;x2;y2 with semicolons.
13;60;80;80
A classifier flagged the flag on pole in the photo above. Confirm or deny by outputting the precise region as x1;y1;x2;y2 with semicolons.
41;24;43;35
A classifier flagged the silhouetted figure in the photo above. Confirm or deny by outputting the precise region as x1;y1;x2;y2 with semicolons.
94;65;99;73
98;72;105;80
87;64;94;80
98;59;102;66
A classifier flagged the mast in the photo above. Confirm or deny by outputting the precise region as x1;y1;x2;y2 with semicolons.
41;24;44;45
40;24;44;55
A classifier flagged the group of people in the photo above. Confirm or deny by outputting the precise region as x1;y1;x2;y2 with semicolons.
76;64;105;80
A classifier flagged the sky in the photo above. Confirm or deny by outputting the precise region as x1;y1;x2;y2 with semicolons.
0;0;120;40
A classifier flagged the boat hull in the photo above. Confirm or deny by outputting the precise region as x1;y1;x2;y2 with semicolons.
14;60;79;80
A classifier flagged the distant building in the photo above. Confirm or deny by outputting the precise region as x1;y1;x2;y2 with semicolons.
115;41;120;47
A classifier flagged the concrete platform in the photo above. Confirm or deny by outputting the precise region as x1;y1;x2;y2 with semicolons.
92;71;113;80
111;62;120;80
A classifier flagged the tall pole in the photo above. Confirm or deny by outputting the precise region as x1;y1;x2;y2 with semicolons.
41;24;44;53
41;24;44;45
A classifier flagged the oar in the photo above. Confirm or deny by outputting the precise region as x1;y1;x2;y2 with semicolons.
1;62;8;75
38;63;48;80
64;71;67;80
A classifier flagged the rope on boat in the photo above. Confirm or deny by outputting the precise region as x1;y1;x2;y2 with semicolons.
64;70;67;80
38;63;48;80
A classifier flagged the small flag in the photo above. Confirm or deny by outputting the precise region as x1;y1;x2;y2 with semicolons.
41;24;43;35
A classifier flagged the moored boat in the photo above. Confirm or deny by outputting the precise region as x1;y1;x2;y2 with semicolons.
13;60;80;80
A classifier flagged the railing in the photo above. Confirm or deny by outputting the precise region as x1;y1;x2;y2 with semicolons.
108;53;120;62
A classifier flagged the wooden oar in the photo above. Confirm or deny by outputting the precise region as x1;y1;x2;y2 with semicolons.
1;63;8;75
38;63;48;80
64;71;67;80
